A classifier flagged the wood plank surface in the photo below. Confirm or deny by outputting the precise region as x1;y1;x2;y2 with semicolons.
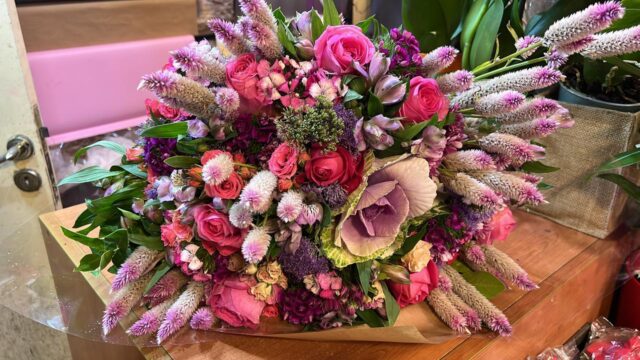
39;205;639;360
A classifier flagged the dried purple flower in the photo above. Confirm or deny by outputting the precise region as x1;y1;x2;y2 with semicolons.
279;237;330;282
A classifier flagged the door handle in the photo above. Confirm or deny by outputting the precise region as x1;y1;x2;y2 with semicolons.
0;135;34;164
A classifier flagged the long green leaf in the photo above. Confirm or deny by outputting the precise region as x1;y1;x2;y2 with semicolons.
381;282;400;326
99;250;114;270
164;156;200;169
144;261;172;293
129;233;164;251
594;148;640;174
402;0;449;52
598;173;640;201
521;161;560;173
461;0;490;68
73;140;125;164
469;0;504;69
277;21;298;58
393;114;438;141
450;261;505;299
58;166;122;186
76;254;101;272
61;227;106;251
322;0;341;26
356;261;373;295
140;122;188;138
113;164;147;179
510;0;524;36
311;10;326;41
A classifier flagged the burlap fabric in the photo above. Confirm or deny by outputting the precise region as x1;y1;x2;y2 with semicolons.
530;103;640;239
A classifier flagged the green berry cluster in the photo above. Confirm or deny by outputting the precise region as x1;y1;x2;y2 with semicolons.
276;97;345;151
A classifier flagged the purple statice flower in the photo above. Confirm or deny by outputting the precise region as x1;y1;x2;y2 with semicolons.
333;103;359;155
143;137;177;176
278;237;330;282
451;197;494;232
424;209;474;264
379;28;422;69
278;288;326;325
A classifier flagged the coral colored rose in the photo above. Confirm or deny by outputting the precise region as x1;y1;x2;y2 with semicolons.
125;148;143;162
262;304;279;318
210;275;265;328
388;261;439;308
304;145;362;192
193;204;245;255
268;143;299;179
477;207;517;245
145;99;183;120
399;77;449;123
314;25;376;75
226;53;268;112
160;221;193;247
205;171;244;199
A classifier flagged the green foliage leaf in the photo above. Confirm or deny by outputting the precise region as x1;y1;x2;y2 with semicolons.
118;208;141;220
461;0;490;68
594;148;640;174
510;0;524;37
537;182;554;190
128;233;164;251
113;164;147;179
598;173;640;202
61;227;105;251
356;15;375;33
73;140;125;164
381;282;400;325
310;10;326;41
57;166;122;186
450;261;505;299
277;21;298;58
99;250;114;270
393;114;438;142
356;260;373;294
469;0;504;69
140;122;188;138
396;224;429;256
144;261;172;293
521;161;560;173
367;93;384;117
356;309;386;327
343;89;363;103
164;155;200;169
272;7;286;23
402;0;449;52
322;0;341;26
73;208;96;228
76;254;101;272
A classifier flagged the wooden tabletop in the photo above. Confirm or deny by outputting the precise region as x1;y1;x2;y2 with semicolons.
39;205;639;360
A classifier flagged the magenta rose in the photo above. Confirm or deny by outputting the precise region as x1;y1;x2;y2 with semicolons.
268;143;299;179
193;204;245;255
314;25;375;75
477;207;517;245
210;275;265;328
388;261;439;308
399;77;449;123
226;53;266;112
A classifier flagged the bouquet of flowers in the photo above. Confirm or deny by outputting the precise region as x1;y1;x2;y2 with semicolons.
60;0;630;344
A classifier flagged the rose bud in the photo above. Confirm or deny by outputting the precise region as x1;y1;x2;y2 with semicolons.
374;75;406;105
295;39;315;60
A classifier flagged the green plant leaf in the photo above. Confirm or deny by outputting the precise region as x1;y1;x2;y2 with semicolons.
469;0;504;69
76;254;101;272
73;140;126;164
510;0;524;36
381;282;400;326
61;227;106;251
402;0;449;52
356;309;386;327
144;261;172;293
450;261;505;299
356;260;373;294
73;208;96;228
396;224;429;256
128;233;164;251
598;173;640;202
272;7;286;23
343;89;363;103
521;161;560;173
99;250;114;270
594;148;640;174
113;164;147;179
356;15;375;33
164;155;200;169
322;0;341;26
537;182;554;190
118;208;141;220
367;93;384;116
277;21;298;58
140;122;188;138
461;0;490;69
393;114;438;141
310;10;326;41
57;166;122;186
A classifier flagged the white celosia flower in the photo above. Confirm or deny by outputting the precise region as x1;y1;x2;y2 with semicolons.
581;25;640;59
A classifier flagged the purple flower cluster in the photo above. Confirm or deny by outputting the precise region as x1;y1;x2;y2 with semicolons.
225;114;277;164
333;103;360;155
425;206;474;264
380;28;422;69
143;137;177;176
279;237;330;282
278;288;326;325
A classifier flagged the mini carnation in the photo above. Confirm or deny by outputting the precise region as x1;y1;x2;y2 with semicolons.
241;227;272;264
436;70;474;94
556;35;596;54
515;36;542;58
111;246;162;292
208;19;252;55
171;40;227;84
229;202;254;228
495;98;561;124
544;1;624;47
127;295;177;336
474;91;526;116
499;118;559;139
238;16;282;60
240;170;278;214
443;150;496;171
202;152;234;186
422;46;459;75
277;191;304;222
478;133;546;168
143;269;188;307
190;307;217;330
581;25;640;59
427;288;468;333
443;173;503;210
471;171;545;206
215;87;240;117
157;282;205;344
103;273;152;335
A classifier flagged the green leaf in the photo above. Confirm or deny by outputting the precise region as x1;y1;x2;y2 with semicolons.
450;261;505;299
397;224;429;256
73;207;95;228
99;250;114;270
73;140;125;164
61;227;105;251
381;282;400;326
144;261;172;293
402;0;449;52
277;21;298;58
118;208;141;220
140;122;188;138
537;182;554;190
521;161;560;173
356;260;373;294
594;148;640;174
113;164;147;179
343;89;364;103
57;166;122;186
356;15;375;33
461;0;490;69
76;254;101;272
598;173;640;202
510;0;524;37
393;114;438;141
356;309;386;328
272;7;286;23
322;0;341;26
320;202;332;228
367;93;384;116
310;10;326;41
469;0;504;69
128;233;164;251
164;155;200;169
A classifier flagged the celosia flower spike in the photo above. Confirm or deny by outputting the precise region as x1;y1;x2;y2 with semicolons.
103;273;153;335
471;171;546;206
495;98;561;124
240;170;278;214
111;246;162;292
444;290;483;331
556;35;596;55
241;227;272;264
544;1;624;47
478;133;545;168
157;281;205;344
436;70;474;94
190;307;217;330
277;191;305;223
463;243;486;264
143;269;188;307
427;288;469;333
171;40;227;84
499;118;560;139
442;173;503;210
474;91;525;117
238;17;282;60
544;49;569;69
482;245;538;291
127;295;177;336
442;266;512;336
443;150;496;171
581;25;640;59
515;36;542;58
238;0;277;32
422;46;459;76
208;18;252;55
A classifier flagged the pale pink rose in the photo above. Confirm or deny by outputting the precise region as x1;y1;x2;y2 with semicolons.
388;261;439;308
193;204;245;255
477;207;517;245
399;76;449;123
268;143;299;179
314;25;375;74
210;275;265;328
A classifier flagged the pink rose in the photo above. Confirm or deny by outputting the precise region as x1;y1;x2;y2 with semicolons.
477;208;517;245
226;53;267;113
268;143;299;179
399;77;449;123
210;275;265;328
314;25;375;75
193;205;245;255
125;147;143;163
388;261;439;308
160;220;193;247
304;145;362;192
205;171;244;199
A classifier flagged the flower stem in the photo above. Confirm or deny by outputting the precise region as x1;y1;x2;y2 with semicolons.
234;162;259;170
475;58;546;81
471;42;543;75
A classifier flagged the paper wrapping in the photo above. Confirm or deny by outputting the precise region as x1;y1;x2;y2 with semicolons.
17;0;197;52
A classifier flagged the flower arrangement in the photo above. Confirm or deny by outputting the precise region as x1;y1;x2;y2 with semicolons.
60;0;625;344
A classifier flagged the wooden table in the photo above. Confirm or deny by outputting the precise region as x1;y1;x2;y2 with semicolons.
39;205;639;360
